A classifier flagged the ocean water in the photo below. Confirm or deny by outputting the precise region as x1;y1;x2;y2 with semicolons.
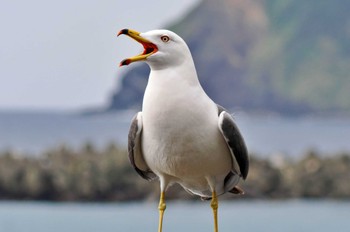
0;200;349;232
0;111;132;155
1;111;350;157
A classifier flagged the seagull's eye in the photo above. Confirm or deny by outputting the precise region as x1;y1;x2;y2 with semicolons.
161;35;170;43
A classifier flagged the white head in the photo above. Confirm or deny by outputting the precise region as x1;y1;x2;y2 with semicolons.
118;29;193;70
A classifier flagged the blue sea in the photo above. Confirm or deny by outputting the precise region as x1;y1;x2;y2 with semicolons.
1;110;350;157
0;200;349;232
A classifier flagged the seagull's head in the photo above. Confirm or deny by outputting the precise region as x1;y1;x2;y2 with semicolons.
118;29;192;69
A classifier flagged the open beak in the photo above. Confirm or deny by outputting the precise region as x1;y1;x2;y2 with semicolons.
117;29;158;66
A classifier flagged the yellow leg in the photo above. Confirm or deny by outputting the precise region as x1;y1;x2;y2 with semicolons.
158;191;166;232
210;191;219;232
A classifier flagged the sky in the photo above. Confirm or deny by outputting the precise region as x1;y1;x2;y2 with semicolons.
0;0;200;111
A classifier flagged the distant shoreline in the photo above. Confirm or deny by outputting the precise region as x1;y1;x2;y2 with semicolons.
0;143;349;201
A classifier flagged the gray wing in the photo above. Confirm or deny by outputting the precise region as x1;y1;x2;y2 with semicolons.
217;105;249;180
128;112;156;181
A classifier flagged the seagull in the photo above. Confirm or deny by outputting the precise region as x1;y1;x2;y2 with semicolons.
118;28;249;232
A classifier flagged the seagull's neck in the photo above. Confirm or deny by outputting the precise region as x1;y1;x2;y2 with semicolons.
143;59;212;116
148;59;201;88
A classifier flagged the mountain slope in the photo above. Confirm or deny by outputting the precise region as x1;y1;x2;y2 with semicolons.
109;0;350;115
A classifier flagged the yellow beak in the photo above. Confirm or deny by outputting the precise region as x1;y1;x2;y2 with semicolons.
117;29;158;66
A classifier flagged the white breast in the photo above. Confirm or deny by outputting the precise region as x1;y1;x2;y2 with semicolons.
141;68;232;194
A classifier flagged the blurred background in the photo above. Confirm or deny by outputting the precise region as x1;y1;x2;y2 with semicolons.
1;0;350;231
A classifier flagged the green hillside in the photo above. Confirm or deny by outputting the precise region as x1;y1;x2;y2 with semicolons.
109;0;350;115
262;0;350;112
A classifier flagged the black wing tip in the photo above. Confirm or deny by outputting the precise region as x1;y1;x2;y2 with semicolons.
135;168;157;181
242;169;249;180
229;186;245;195
240;146;249;180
